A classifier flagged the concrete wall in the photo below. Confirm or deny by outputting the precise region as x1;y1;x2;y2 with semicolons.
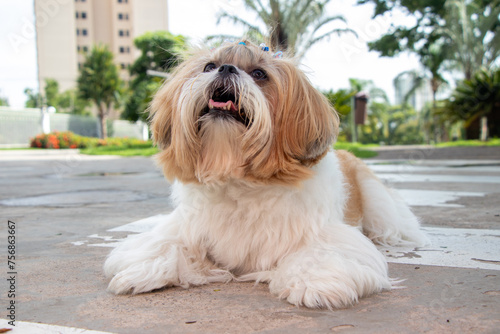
0;107;147;147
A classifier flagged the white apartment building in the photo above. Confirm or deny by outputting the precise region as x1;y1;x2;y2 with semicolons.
35;0;169;94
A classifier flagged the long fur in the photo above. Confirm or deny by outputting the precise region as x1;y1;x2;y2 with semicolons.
104;41;428;309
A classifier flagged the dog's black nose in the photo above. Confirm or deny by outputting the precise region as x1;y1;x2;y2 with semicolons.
218;64;238;76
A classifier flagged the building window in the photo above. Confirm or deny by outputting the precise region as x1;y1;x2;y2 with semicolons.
120;63;126;69
119;47;125;53
83;46;88;52
77;45;80;52
119;46;131;54
118;13;123;20
82;29;88;36
118;30;130;37
76;29;79;36
119;30;124;37
76;12;87;19
118;0;128;3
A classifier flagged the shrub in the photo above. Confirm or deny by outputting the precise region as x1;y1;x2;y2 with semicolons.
30;131;82;149
30;131;150;149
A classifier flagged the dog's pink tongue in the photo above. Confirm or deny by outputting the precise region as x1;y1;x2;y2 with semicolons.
209;99;238;111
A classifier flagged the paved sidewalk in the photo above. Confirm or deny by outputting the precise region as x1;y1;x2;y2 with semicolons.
0;148;499;333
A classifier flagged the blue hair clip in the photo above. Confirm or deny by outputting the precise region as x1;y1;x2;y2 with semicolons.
259;43;269;52
238;41;246;45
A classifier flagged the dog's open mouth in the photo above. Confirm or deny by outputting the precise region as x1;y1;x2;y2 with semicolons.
202;88;250;126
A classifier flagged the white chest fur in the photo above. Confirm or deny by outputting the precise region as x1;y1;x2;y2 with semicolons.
172;152;347;273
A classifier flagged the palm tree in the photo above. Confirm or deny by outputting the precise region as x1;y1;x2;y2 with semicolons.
77;45;123;138
441;68;500;139
440;0;500;80
211;0;356;59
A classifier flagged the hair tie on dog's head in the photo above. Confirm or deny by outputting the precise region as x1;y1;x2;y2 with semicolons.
238;42;246;45
273;51;283;59
259;43;269;52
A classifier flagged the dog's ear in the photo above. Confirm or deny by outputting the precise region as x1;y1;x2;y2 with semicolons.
148;60;201;183
149;80;174;150
274;61;339;165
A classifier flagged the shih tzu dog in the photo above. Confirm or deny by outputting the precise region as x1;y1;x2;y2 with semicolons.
104;41;428;309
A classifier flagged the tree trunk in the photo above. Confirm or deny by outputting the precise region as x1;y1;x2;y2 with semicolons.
98;104;108;139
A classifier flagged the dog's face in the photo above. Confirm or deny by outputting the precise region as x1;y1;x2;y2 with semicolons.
150;41;339;185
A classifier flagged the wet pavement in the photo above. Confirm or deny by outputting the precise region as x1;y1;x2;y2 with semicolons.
0;148;499;333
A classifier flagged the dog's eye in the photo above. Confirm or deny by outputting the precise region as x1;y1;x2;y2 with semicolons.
204;63;217;72
250;69;267;80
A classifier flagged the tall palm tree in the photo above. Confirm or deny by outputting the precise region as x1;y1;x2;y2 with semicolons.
211;0;356;59
440;0;500;80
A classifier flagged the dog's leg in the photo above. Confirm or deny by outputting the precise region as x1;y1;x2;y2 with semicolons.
266;224;391;309
104;210;231;294
356;165;430;246
337;150;428;246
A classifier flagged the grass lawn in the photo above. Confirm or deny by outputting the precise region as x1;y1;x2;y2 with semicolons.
80;145;159;157
55;138;500;158
80;141;379;159
435;138;500;147
334;142;379;158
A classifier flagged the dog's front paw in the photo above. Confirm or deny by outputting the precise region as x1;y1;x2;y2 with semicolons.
269;243;391;309
103;232;182;294
106;260;178;294
270;275;381;309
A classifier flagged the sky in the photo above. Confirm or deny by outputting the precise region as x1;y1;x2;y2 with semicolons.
0;0;422;108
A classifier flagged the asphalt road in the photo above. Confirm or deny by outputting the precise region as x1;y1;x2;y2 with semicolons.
0;148;499;334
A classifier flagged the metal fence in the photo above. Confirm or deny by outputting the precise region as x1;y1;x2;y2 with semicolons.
0;107;148;147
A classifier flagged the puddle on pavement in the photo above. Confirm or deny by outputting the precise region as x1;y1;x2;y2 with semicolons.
76;172;140;177
0;190;149;207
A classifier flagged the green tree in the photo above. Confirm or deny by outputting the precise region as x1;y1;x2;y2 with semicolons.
24;88;41;108
77;44;123;138
212;0;356;59
440;0;500;80
359;102;423;145
57;89;91;115
0;92;8;107
324;88;356;141
359;0;500;80
325;79;390;142
24;79;90;114
44;78;59;108
122;31;187;122
440;68;500;139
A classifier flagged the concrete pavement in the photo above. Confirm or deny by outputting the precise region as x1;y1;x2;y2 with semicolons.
0;148;499;333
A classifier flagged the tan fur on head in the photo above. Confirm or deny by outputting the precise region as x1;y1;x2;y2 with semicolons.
149;41;339;185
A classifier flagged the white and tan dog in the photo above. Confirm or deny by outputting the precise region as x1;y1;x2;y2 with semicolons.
104;41;428;309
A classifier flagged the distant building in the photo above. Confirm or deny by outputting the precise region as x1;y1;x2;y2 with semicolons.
35;0;169;95
393;71;433;111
